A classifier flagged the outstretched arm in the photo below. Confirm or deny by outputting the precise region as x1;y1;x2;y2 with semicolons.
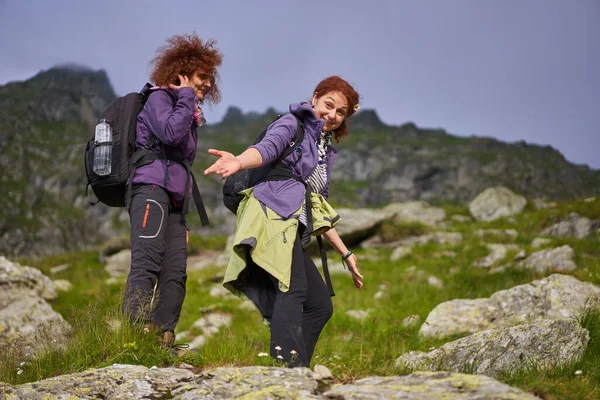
323;228;363;289
204;147;263;177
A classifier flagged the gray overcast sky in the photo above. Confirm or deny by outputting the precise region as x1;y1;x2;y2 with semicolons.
1;0;598;168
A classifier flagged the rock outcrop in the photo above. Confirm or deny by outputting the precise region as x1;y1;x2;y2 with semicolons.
0;364;540;399
0;256;70;357
419;274;600;338
468;187;527;222
398;319;588;378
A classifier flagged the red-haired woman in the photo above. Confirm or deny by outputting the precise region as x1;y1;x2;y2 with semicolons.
205;76;364;367
123;34;223;348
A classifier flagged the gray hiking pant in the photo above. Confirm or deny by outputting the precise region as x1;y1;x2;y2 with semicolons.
122;184;187;332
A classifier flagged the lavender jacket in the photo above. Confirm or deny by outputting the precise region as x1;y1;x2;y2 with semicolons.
249;102;338;219
132;87;198;203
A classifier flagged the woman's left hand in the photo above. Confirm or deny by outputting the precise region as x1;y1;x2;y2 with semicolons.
345;253;363;289
204;149;242;177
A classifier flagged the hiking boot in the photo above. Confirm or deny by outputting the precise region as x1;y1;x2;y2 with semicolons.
159;331;196;357
159;330;176;348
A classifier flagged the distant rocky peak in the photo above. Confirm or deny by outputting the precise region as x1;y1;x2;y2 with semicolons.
28;65;116;103
349;109;386;129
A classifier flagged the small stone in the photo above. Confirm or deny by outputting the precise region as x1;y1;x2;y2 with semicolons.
513;250;527;261
50;264;70;274
313;364;333;380
531;237;552;249
390;246;411;261
428;276;444;289
52;279;73;292
402;315;421;328
346;309;371;321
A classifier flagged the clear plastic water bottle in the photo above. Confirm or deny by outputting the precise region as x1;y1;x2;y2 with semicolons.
93;118;112;175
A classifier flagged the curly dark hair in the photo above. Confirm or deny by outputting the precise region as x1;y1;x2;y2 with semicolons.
313;76;360;142
149;33;223;105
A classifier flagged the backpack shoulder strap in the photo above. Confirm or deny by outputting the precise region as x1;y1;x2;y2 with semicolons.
274;114;304;164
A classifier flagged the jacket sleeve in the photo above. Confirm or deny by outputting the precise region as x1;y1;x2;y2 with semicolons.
144;88;196;146
248;114;297;166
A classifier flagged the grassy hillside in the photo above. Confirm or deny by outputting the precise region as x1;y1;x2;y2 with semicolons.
2;197;600;399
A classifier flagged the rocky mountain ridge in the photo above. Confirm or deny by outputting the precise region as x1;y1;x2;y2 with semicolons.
1;66;599;258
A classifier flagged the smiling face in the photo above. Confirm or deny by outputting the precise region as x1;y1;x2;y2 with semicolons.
190;71;213;100
311;91;349;132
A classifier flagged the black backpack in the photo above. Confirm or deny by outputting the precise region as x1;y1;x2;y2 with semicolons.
85;83;209;226
222;114;304;214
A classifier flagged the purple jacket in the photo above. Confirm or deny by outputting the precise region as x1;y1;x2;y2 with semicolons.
133;87;198;203
250;101;338;219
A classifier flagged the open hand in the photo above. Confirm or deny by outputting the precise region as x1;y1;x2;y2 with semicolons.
345;253;363;289
204;149;242;177
168;74;193;90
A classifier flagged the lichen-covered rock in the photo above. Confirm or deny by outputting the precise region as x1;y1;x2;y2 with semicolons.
540;212;600;239
306;208;392;253
469;187;527;222
52;279;73;292
0;256;56;300
474;228;519;240
517;245;577;273
531;237;552;249
419;274;600;338
1;364;543;399
400;231;463;247
0;257;70;357
104;249;131;278
398;319;588;378
98;235;131;264
473;244;520;268
325;371;539;399
171;366;320;399
0;364;195;399
419;298;498;338
383;200;446;226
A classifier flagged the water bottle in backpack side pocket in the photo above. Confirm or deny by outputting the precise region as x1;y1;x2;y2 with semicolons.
93;118;112;176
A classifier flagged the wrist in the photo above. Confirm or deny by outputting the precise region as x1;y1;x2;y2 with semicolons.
341;250;352;260
235;156;244;170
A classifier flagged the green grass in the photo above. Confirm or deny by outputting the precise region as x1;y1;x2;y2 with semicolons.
2;197;600;398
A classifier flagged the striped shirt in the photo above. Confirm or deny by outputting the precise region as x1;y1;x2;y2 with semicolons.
299;131;333;226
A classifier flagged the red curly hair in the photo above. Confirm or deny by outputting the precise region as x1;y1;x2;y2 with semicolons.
149;33;223;105
313;76;360;142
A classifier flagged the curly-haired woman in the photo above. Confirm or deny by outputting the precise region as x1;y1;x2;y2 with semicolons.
122;33;223;348
205;76;364;367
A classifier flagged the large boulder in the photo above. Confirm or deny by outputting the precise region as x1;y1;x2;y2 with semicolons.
469;187;527;222
324;371;539;399
0;364;195;399
540;212;600;239
383;200;446;227
0;256;70;357
172;366;319;399
419;274;600;338
305;208;392;253
398;319;588;378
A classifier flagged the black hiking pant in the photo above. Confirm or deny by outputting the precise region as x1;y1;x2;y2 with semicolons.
122;184;187;332
269;230;333;367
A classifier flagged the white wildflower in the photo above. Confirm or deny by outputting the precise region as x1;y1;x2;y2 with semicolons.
258;352;268;357
290;350;297;355
575;370;583;375
274;346;282;351
16;368;23;375
277;355;283;360
19;362;25;366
